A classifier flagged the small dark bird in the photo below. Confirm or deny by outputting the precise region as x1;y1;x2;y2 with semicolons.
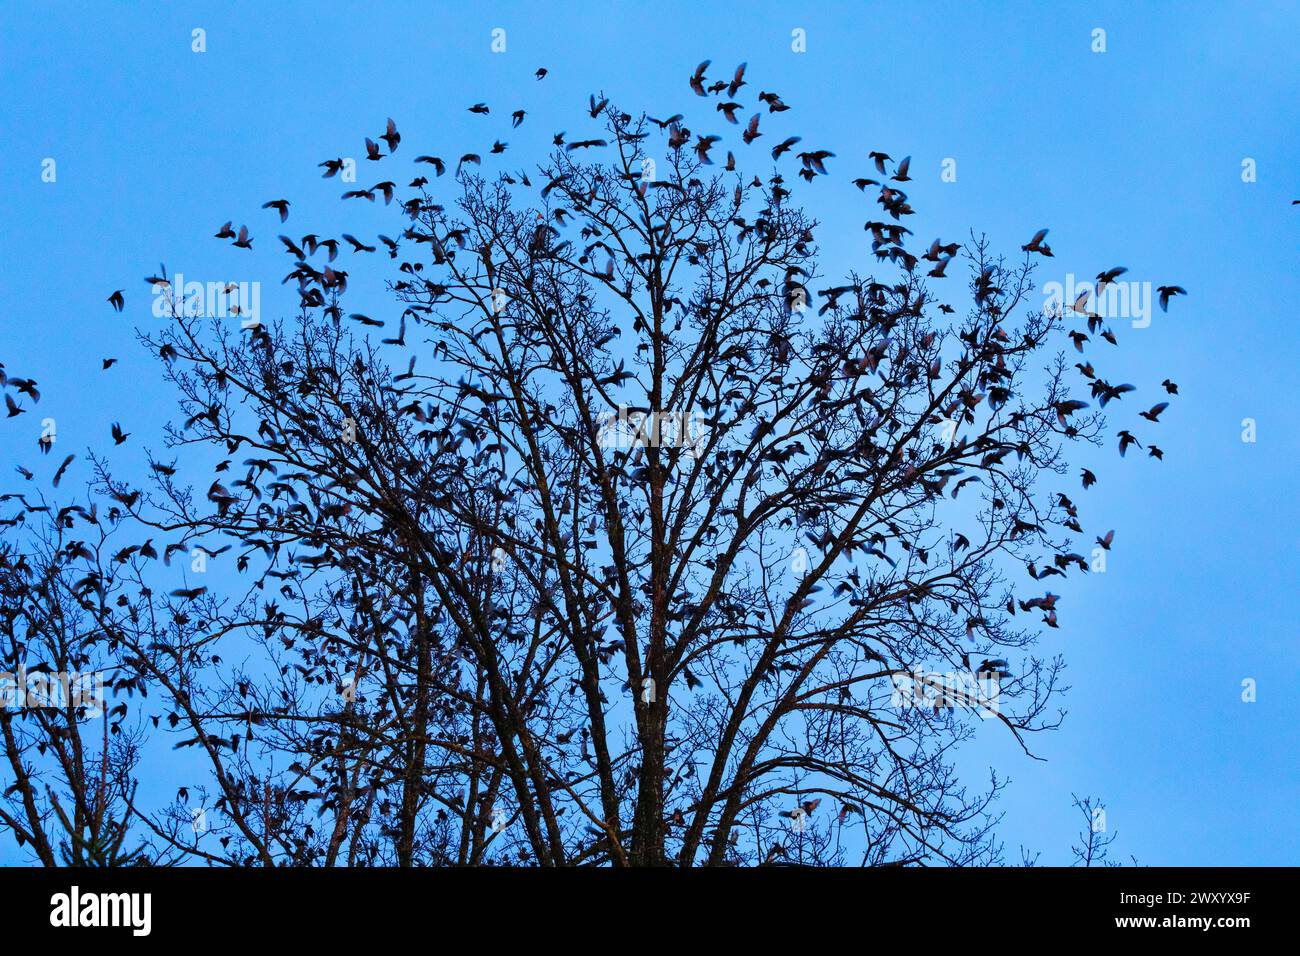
415;155;446;176
689;60;710;97
1117;430;1141;456
1081;468;1097;489
512;109;525;128
535;68;547;80
1022;229;1052;256
1157;285;1186;311
1148;445;1164;460
107;290;125;312
52;454;74;488
771;136;801;160
232;225;253;249
1161;379;1179;395
1096;529;1114;551
1095;266;1128;292
102;358;117;369
111;422;130;445
380;117;400;153
1139;402;1169;422
468;103;490;114
262;199;290;222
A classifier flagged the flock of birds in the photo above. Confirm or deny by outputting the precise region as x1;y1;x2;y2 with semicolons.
2;61;1193;643
0;58;1213;845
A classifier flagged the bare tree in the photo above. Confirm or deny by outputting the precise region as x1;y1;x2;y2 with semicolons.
1070;794;1122;867
0;65;1173;867
0;514;149;865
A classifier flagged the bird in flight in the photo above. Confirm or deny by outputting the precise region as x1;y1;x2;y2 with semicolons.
1156;285;1186;311
1021;229;1052;257
262;199;290;222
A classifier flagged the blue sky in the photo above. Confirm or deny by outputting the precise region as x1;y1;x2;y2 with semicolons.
1;0;1297;864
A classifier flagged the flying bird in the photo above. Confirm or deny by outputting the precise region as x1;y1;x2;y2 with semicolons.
380;117;400;153
262;199;290;222
689;60;710;97
52;454;74;488
1095;266;1128;292
1157;285;1186;311
771;136;801;160
1021;229;1052;256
